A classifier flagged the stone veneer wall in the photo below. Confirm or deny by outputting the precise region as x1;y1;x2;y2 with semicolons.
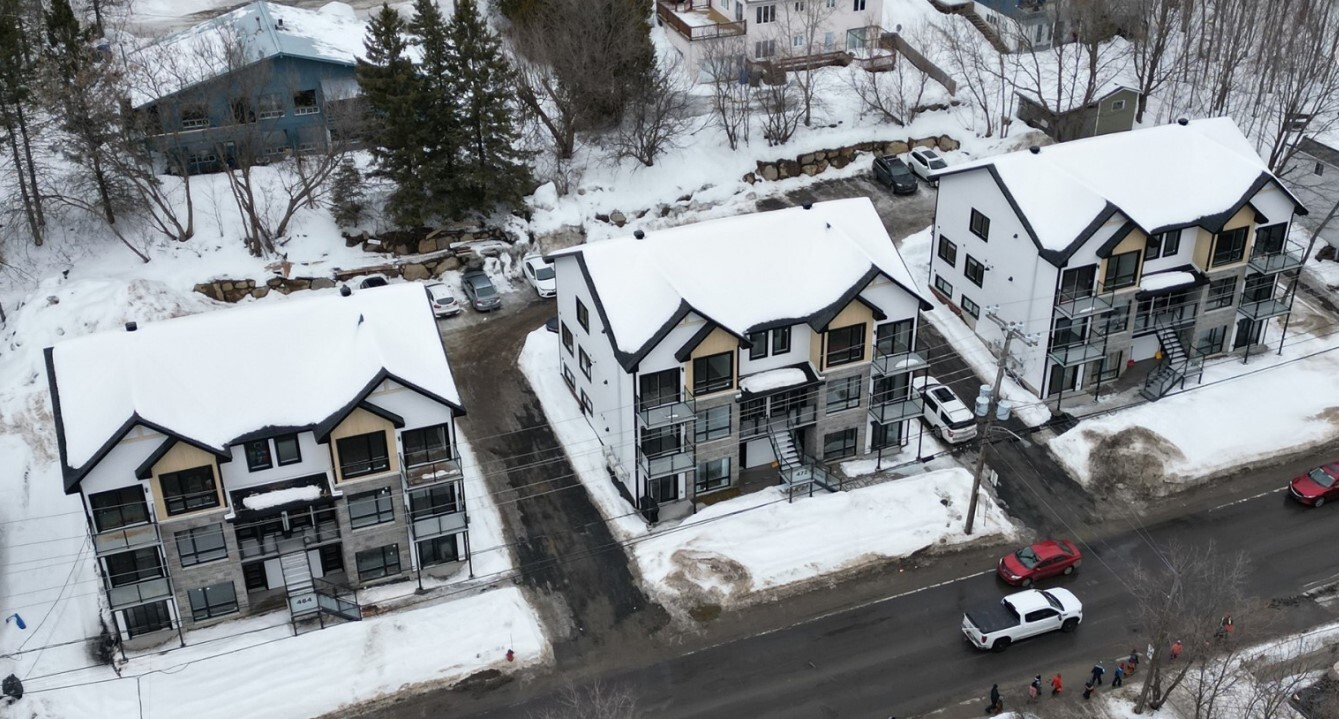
744;135;961;183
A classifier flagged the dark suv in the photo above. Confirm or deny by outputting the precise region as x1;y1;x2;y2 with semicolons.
873;155;918;195
461;270;501;312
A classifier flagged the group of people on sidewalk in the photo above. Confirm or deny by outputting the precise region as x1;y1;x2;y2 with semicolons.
984;650;1142;715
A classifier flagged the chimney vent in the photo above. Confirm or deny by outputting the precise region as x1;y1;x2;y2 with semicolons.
276;18;285;30
125;321;137;332
1177;117;1189;126
1029;146;1040;155
633;229;645;240
801;203;813;210
340;285;352;297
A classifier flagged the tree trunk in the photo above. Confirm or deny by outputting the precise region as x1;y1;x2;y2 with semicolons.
14;101;45;242
5;119;42;245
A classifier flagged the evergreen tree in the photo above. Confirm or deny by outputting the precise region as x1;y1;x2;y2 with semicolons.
356;4;430;227
0;0;45;244
408;0;465;218
328;158;366;230
446;0;532;213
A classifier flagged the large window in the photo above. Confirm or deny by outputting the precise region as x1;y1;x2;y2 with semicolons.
934;274;954;298
175;524;227;567
695;458;731;494
1206;276;1236;309
756;3;775;22
961;295;981;319
337;432;390;479
89;486;149;532
826;376;862;414
244;440;273;471
1196;326;1228;355
1102;302;1130;333
871;421;902;450
639;368;680;409
748;330;769;360
1103;250;1140;290
969;209;990;240
965;255;985;287
105;547;164;587
695;405;731;442
693;352;733;395
402;424;452;466
349;488;395;528
1146;230;1180;260
408;483;459;519
876;319;913;356
160;466;219;516
292;89;320;115
576;298;590;332
124;600;173;638
187;582;238;621
579;347;592;379
825;324;866;367
1253;224;1286;256
823;428;858;461
356;545;401;581
275;434;301;466
1211;227;1248;267
937;236;958;266
771;327;791;355
561;323;573;354
1058;265;1097;304
418;535;460;566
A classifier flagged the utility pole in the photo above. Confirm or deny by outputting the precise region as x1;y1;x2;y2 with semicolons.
965;308;1038;535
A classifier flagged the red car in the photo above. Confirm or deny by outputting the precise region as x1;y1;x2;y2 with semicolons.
1289;462;1339;507
997;540;1083;587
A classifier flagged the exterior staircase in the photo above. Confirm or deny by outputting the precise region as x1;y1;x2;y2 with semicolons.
927;0;1011;53
767;429;842;497
280;548;362;633
1140;321;1200;402
769;429;801;471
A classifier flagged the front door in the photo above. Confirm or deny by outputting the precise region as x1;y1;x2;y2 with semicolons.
649;474;679;503
1046;363;1078;396
1233;317;1260;349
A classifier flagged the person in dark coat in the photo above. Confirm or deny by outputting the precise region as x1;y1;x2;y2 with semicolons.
987;684;1003;715
1091;662;1105;685
1113;663;1125;687
1028;675;1042;702
1083;680;1095;700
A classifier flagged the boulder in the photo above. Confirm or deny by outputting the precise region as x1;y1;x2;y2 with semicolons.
798;152;816;165
610;210;627;227
760;164;779;181
194;282;222;301
830;155;852;169
779;160;801;178
417;238;437;254
937;135;961;151
743;172;757;184
439;255;462;272
883;141;909;155
840;146;855;158
251;287;270;299
402;264;431;281
814;150;827;161
311;278;335;290
816;159;829;173
912;136;937;149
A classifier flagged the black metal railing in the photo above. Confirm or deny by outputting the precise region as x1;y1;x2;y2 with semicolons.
1248;237;1306;274
1054;282;1116;318
636;389;697;430
871;349;928;376
1134;301;1198;332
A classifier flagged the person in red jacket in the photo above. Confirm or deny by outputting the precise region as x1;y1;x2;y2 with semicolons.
1170;639;1184;660
1051;673;1064;696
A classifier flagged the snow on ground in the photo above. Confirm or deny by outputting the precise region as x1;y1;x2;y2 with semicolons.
839;426;948;477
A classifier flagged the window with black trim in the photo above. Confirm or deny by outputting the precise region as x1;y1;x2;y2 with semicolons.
965;255;985;287
937;236;957;266
1196;325;1227;355
1145;230;1180;260
1103;250;1140;289
579;347;592;379
579;390;592;415
1253;224;1286;256
561;323;574;354
187;581;238;621
356;545;401;581
825;324;866;367
771;327;791;354
402;424;451;466
90;486;149;532
823;428;857;460
1102;302;1130;333
1206;276;1236;309
934;274;953;298
274;434;301;466
349;488;395;528
562;364;575;390
826;376;862;414
961;295;981;318
872;420;902;449
876;319;912;356
176;524;227;567
124;600;172;638
576;298;590;331
695;405;731;442
1211;227;1248;267
693;352;734;395
969;209;990;240
408;483;459;519
756;3;775;22
105;547;164;587
417;534;459;566
160;466;219;516
695;458;731;494
336;432;390;479
244;440;272;471
748;330;769;360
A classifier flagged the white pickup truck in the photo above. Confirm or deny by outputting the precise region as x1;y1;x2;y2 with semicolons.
961;588;1084;652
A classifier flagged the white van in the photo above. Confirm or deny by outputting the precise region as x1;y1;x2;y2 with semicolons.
919;382;978;444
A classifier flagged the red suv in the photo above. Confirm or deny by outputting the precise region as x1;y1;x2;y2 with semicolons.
997;540;1083;586
1289;462;1339;507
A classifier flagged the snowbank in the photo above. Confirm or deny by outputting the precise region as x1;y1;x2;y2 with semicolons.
241;485;323;510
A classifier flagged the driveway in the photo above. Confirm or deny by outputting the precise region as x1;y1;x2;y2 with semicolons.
756;174;938;243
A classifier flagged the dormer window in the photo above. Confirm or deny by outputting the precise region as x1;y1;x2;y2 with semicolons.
245;440;273;471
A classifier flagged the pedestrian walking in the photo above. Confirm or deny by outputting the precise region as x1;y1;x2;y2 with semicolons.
1218;612;1235;639
1051;673;1064;696
986;683;1003;715
1113;663;1125;687
1128;649;1140;674
1090;662;1105;686
1171;639;1184;660
1028;675;1041;703
1082;680;1095;701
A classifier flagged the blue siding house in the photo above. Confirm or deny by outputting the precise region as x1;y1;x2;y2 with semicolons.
129;2;363;174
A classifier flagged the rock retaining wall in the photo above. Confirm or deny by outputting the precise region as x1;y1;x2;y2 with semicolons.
195;251;467;303
745;135;961;183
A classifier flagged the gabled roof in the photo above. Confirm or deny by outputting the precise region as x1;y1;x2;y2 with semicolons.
938;118;1309;266
1016;83;1142;115
550;198;931;372
47;283;464;494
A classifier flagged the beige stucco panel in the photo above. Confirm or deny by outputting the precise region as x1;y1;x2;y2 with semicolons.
1193;204;1256;271
685;327;740;399
821;301;874;372
150;441;224;521
1100;228;1147;287
329;407;400;482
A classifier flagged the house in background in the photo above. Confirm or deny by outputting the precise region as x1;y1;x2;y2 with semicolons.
969;0;1056;50
549;198;931;518
1281;135;1339;252
1016;85;1143;142
127;1;363;175
928;118;1309;407
46;284;469;647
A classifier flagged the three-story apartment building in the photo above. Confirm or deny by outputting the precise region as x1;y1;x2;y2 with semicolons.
549;198;931;515
46;284;469;647
928;117;1309;406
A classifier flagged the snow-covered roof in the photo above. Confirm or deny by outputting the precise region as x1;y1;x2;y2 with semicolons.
1139;270;1198;293
551;198;929;366
943;118;1304;255
48;283;463;486
241;484;323;510
738;368;810;395
126;1;364;106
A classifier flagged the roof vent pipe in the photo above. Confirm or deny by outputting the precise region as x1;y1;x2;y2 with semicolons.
125;321;137;332
340;285;352;297
633;230;645;240
802;203;813;210
1028;146;1040;154
1177;117;1189;126
277;18;285;30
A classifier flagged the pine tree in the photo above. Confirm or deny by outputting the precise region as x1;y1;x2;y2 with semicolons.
0;0;45;244
408;0;465;218
356;4;430;227
446;0;532;214
328;158;366;230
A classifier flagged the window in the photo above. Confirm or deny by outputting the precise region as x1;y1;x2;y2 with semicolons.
793;33;805;48
1046;363;1078;396
180;105;208;130
1111;99;1126;111
274;434;301;466
89;486;149;532
649;475;678;503
695;458;731;494
771;327;791;355
336;432;390;479
244;440;273;471
1146;230;1180;260
408;483;459;520
243;562;268;592
852;0;865;10
1317;162;1325;176
695;405;731;442
961;295;981;318
349;488;395;528
876;320;913;356
826;376;862;414
969;209;990;240
230;97;256;124
124;600;172;638
576;298;590;332
579;347;592;379
561;323;574;354
187;582;238;621
1206;276;1236;309
1211;227;1248;267
160;466;219;516
579;390;592;415
756;4;775;22
1097;350;1122;382
417;535;460;566
693;352;734;395
257;94;284;119
748;330;769;360
937;236;958;266
562;364;575;390
639;369;680;410
934;274;953;298
292;89;320;115
871;421;902;449
1253;224;1286;256
320;544;344;574
823;30;835;49
825;0;835;6
641;426;683;457
755;39;776;57
1196;326;1227;355
175;524;226;567
825;324;866;367
964;255;985;287
823;428;858;460
1102;302;1130;333
356;545;401;581
402;424;452;466
793;0;804;9
1103;250;1140;290
105;548;164;587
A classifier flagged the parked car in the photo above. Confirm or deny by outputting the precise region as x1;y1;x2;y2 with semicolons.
919;382;978;443
997;540;1083;587
907;147;949;184
1289;462;1339;507
872;155;918;195
424;281;462;318
522;254;557;298
359;276;389;289
460;270;502;312
962;588;1083;652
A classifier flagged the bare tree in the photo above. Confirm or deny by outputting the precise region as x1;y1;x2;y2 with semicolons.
532;682;641;719
1249;0;1339;174
757;74;804;145
1240;638;1318;719
938;15;1003;137
510;25;580;160
1122;0;1187;123
702;36;752;150
768;0;842;126
847;23;941;125
613;52;695;167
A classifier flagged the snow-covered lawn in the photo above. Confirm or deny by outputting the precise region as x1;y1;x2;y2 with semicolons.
518;327;1015;611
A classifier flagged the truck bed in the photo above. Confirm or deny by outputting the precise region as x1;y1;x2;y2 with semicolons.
965;599;1018;634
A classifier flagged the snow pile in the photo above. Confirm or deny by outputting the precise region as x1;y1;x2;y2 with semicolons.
739;368;810;395
241;485;323;510
1140;271;1198;293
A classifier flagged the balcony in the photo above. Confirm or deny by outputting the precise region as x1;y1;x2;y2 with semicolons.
1134;301;1198;333
637;442;696;479
412;509;468;540
872;350;928;377
1237;296;1294;320
94;523;161;557
401;453;462;488
1054;284;1116;319
236;505;341;560
107;576;172;610
868;392;923;424
1248;238;1306;275
1047;319;1109;367
739;402;818;439
656;0;746;42
637;391;697;431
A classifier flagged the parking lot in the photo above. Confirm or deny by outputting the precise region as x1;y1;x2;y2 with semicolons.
756;174;938;247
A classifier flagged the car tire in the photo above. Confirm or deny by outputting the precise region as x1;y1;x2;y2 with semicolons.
992;638;1011;652
1062;618;1079;633
1020;577;1032;588
1316;497;1326;508
1063;565;1075;576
